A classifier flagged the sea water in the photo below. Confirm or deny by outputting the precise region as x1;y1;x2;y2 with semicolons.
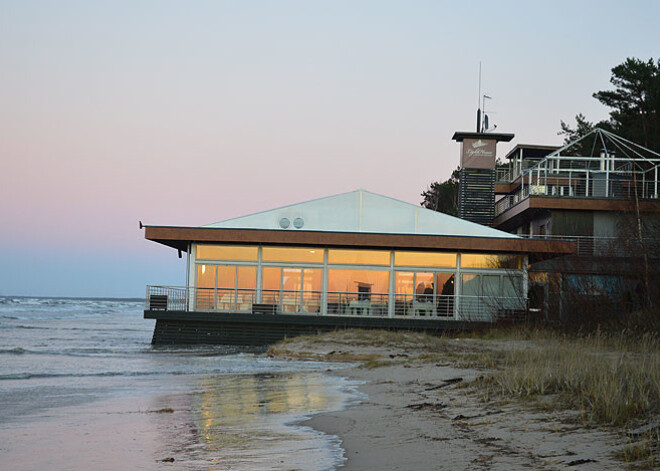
0;297;359;470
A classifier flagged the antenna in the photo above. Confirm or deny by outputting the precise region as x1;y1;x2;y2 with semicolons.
476;62;482;132
481;94;492;132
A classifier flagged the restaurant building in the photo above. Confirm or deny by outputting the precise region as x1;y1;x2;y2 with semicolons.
143;189;572;345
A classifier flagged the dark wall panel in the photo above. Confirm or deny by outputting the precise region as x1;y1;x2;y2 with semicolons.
551;210;593;236
458;169;495;226
147;312;489;346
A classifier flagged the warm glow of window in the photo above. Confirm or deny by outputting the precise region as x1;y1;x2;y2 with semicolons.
327;269;389;294
395;272;414;295
237;266;257;290
196;264;215;310
302;269;322;292
328;249;390;266
196;245;258;261
394;251;456;268
217;265;236;288
262;247;324;263
197;264;215;288
282;268;302;292
460;253;522;269
262;267;282;291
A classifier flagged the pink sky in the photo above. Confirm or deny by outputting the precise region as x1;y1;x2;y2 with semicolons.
1;0;658;296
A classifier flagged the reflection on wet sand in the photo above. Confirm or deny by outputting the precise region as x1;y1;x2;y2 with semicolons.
161;372;352;470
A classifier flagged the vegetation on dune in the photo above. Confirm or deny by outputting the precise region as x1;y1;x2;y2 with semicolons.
475;332;659;426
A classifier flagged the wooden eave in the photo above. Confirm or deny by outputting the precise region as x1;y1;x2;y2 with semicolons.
144;225;575;256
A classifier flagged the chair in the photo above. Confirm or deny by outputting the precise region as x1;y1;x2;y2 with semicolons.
349;299;372;316
219;294;233;311
238;295;251;311
413;301;436;317
149;295;168;311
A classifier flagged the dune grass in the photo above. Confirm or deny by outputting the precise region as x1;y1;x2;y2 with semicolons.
473;331;659;427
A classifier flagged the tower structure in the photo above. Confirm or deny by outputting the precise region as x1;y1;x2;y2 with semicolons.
452;131;514;226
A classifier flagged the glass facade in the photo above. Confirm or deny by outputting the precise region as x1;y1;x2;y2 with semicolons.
262;247;324;264
328;249;390;266
197;245;258;261
394;251;455;267
191;244;526;319
460;253;523;269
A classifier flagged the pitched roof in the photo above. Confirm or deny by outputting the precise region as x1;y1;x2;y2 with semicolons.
204;189;518;239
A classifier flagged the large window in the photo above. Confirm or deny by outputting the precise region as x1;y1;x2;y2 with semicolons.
262;247;323;264
196;264;216;310
209;265;257;311
328;249;390;266
461;253;523;269
327;269;389;316
262;267;322;313
197;245;258;261
394;251;456;268
461;273;524;319
328;269;389;295
394;271;455;316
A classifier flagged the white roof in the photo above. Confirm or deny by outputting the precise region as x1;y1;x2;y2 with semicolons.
204;189;518;239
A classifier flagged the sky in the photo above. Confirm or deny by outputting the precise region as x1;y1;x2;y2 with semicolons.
1;0;659;297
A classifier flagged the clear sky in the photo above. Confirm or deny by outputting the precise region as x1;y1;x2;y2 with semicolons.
1;0;658;297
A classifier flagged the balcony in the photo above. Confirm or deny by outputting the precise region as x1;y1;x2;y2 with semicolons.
495;129;660;218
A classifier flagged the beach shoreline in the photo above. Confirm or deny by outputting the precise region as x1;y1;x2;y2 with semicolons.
273;332;626;471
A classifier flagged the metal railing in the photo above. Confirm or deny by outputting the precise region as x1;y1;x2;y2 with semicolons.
145;285;188;311
496;158;660;217
145;286;528;322
456;295;526;322
262;289;322;314
516;234;660;257
326;291;389;316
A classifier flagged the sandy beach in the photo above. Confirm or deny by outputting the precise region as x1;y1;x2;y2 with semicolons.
270;331;627;470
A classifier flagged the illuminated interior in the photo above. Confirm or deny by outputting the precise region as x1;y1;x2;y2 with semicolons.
191;244;525;319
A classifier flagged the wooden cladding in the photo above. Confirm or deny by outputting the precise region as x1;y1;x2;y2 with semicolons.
144;226;576;255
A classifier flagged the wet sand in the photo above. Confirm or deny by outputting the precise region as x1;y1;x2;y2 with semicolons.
0;394;173;471
275;333;625;471
0;372;352;471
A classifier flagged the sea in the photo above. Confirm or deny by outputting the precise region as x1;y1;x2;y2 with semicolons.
0;296;360;471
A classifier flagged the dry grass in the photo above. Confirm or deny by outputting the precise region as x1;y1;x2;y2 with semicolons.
616;429;659;469
474;332;660;427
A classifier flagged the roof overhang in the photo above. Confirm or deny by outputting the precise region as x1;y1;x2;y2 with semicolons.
144;225;575;257
452;132;515;143
494;196;660;232
503;144;560;160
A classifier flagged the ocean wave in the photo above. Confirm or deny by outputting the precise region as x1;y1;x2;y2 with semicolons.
0;347;26;354
11;325;48;330
0;346;144;357
0;296;143;319
0;370;195;381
